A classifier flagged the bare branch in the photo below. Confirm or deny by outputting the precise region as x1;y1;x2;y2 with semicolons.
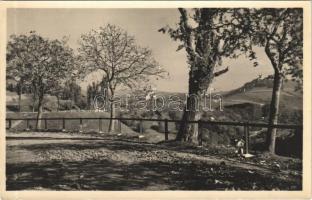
78;24;167;92
214;66;229;77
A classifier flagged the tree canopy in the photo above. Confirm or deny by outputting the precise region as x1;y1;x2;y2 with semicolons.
160;8;255;142
78;24;167;91
7;31;76;128
247;8;303;153
78;24;167;131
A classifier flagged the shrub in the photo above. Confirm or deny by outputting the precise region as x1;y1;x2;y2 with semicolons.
134;121;151;133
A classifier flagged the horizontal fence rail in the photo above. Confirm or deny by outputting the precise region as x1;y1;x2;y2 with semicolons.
6;117;302;155
5;117;302;129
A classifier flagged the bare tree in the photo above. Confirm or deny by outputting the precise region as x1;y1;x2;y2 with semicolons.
160;8;254;143
7;32;75;129
249;8;303;154
78;24;166;132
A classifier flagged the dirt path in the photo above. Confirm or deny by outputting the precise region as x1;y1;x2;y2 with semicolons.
6;134;302;190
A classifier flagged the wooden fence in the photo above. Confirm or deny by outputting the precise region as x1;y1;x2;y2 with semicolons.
6;117;302;154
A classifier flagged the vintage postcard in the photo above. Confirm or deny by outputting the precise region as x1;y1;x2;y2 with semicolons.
0;1;311;199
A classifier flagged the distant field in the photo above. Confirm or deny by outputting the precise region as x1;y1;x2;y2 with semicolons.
223;87;303;110
7;78;303;113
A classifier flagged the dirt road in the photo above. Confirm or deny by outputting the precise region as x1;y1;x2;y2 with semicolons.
6;132;302;190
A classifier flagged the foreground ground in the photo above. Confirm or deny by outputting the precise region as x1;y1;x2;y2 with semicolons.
6;132;302;190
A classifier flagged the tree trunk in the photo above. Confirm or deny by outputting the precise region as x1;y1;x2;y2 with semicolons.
176;105;201;143
35;97;43;130
57;95;60;111
176;73;204;144
70;98;73;110
108;88;116;133
18;93;22;112
32;98;36;112
266;72;283;154
18;84;22;112
32;84;37;112
108;101;116;132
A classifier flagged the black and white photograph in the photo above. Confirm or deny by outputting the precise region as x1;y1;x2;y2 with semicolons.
1;1;311;199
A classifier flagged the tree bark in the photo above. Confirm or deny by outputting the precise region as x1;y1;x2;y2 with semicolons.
35;96;43;130
32;98;36;112
18;93;22;112
266;72;283;154
70;98;73;110
32;83;37;112
176;69;207;144
108;87;116;133
174;9;221;144
176;102;201;143
18;83;22;112
57;95;60;111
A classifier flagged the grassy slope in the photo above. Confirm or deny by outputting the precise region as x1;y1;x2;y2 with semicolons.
7;77;302;111
223;80;302;110
6;111;174;143
6;78;302;143
7;91;60;112
6;111;135;134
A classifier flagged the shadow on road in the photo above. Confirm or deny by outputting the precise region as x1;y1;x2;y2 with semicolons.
7;158;301;190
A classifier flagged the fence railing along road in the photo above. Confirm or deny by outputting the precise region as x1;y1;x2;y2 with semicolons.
6;117;302;154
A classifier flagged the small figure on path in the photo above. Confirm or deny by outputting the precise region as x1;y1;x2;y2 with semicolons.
235;138;245;156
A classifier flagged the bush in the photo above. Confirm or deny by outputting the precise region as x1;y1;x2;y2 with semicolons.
134;121;151;133
200;124;245;147
168;111;183;131
76;98;88;110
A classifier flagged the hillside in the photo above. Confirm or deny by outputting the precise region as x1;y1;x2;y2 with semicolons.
6;77;303;157
6;76;303;119
223;77;302;110
6;111;136;134
7;91;61;112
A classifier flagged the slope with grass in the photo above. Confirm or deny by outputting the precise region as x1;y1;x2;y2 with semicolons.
6;111;135;134
223;78;302;110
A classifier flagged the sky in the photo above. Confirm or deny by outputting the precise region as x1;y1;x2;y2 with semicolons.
7;8;274;93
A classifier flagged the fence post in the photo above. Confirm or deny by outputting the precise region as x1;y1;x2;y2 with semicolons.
79;118;83;133
99;118;103;133
165;119;169;141
44;118;47;130
198;120;203;146
247;125;250;154
26;119;30;131
62;118;66;132
119;120;122;133
139;120;143;134
244;123;249;154
296;127;303;154
8;119;12;129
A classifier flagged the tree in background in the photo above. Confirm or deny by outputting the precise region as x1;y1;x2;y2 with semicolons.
50;83;63;111
7;32;75;129
249;8;303;154
15;81;24;111
7;34;32;112
160;8;254;143
86;81;100;110
86;75;109;111
62;79;83;109
78;24;166;132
